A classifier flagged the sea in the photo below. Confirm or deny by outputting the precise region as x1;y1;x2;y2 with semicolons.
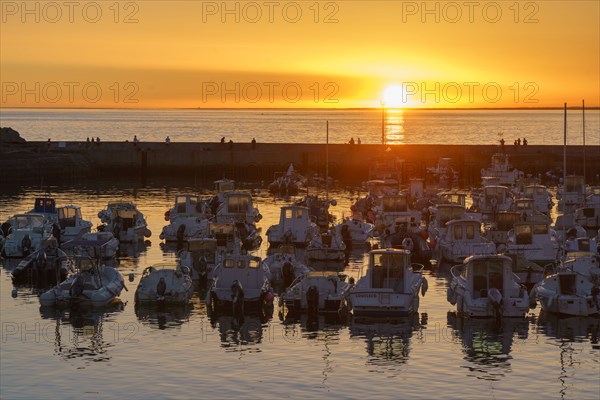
0;177;599;400
1;108;599;145
1;109;599;399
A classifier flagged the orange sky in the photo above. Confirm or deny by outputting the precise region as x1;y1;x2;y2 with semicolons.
1;1;598;108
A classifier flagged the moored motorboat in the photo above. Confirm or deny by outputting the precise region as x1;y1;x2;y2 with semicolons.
135;263;194;304
346;248;428;317
12;237;73;285
39;257;125;307
447;254;530;318
283;271;351;315
98;202;151;243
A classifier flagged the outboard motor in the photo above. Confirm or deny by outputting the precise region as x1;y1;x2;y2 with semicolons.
21;235;32;257
231;280;245;316
69;274;85;299
306;285;319;318
156;277;167;300
282;261;295;288
488;287;503;320
1;221;11;237
51;223;61;245
176;224;186;243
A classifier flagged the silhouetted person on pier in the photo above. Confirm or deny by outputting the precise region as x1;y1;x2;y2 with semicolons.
523;137;528;146
357;137;361;144
229;139;233;150
500;138;505;149
165;136;171;145
251;138;256;149
220;136;225;143
517;138;521;146
349;137;355;145
96;137;100;145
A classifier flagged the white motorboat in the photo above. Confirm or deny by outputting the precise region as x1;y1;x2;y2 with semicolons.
438;219;497;263
334;218;374;245
574;205;600;231
534;254;600;316
557;175;586;212
266;205;319;247
263;245;311;288
29;197;93;242
40;258;125;307
1;213;51;258
135;262;193;304
428;203;468;241
62;231;120;259
484;211;522;248
447;254;530;318
11;237;73;284
160;194;209;242
283;271;351;314
206;254;273;314
178;237;218;282
374;194;421;235
346;248;428;317
307;230;346;261
480;153;524;186
506;221;560;265
523;184;553;214
476;185;514;215
214;191;262;225
426;157;459;187
565;236;598;254
98;202;151;242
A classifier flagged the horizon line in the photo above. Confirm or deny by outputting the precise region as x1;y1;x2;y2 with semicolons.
2;106;599;111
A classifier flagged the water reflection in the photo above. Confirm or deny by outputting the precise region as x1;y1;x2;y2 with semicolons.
38;302;125;365
384;110;405;145
213;314;267;352
349;313;423;366
536;311;600;345
118;240;151;259
447;312;529;381
134;303;194;330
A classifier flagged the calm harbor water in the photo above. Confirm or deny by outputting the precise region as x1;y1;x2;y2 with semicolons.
0;178;598;399
1;108;599;145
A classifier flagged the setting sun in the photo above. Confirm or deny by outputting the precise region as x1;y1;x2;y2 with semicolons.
382;85;406;108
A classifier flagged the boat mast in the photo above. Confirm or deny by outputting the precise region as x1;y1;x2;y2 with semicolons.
582;99;586;193
326;120;329;202
562;102;567;248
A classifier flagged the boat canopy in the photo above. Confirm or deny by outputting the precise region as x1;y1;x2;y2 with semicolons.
34;197;56;213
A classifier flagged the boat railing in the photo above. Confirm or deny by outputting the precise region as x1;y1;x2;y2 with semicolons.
450;264;463;279
411;263;425;273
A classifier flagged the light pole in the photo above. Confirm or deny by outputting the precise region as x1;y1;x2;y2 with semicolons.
380;99;385;145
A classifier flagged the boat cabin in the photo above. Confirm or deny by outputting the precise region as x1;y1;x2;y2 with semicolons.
382;195;408;212
512;222;549;245
495;212;521;231
481;177;501;187
214;179;235;193
436;204;466;226
33;197;56;214
462;255;512;299
174;195;204;216
484;186;511;204
12;214;45;232
208;223;236;247
57;206;83;228
524;185;548;198
280;205;310;229
217;255;266;290
367;249;411;292
564;176;586;194
445;219;483;241
437;191;467;207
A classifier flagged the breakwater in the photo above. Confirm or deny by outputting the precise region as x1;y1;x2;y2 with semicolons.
1;140;598;186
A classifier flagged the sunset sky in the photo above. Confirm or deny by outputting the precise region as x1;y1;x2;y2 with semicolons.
1;1;598;108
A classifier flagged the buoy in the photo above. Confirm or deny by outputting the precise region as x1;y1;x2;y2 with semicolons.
11;288;17;298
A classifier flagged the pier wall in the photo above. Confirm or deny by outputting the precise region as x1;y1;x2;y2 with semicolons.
1;141;598;186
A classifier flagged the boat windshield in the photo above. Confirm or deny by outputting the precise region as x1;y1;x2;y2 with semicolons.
438;206;465;225
15;215;45;229
382;196;407;212
227;194;250;213
471;259;505;295
371;252;408;290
